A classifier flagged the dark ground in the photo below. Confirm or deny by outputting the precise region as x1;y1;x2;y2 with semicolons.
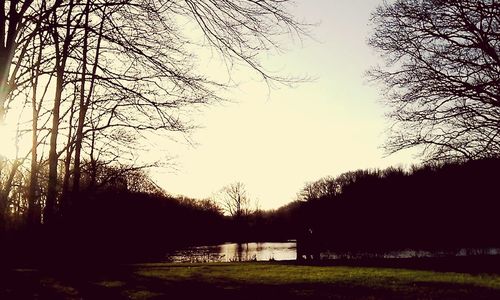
2;256;500;299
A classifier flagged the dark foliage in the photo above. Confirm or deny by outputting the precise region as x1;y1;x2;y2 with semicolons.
2;159;499;266
296;158;500;252
2;190;227;265
60;191;226;261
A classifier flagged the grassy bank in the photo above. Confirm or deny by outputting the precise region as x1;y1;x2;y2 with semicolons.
2;261;500;299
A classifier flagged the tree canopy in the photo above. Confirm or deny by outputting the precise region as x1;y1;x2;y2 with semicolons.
369;0;500;161
0;0;307;228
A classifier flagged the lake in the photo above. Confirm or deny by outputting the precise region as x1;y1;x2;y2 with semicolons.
166;242;500;263
165;242;297;263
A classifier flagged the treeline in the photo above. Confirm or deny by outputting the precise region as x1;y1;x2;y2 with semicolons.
0;164;222;263
0;162;293;264
3;158;499;264
289;158;500;253
47;190;227;263
0;0;303;248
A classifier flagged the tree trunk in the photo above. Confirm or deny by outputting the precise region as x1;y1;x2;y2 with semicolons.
0;159;22;231
73;0;101;193
72;22;89;193
89;129;97;190
45;0;75;224
27;96;40;227
60;87;77;213
27;26;44;227
0;191;6;233
0;51;12;122
44;67;64;224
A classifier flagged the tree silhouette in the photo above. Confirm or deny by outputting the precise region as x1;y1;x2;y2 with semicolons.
291;158;500;254
298;176;338;202
218;182;251;218
0;0;307;226
368;0;500;161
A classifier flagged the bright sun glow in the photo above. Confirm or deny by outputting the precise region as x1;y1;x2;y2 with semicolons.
0;121;23;160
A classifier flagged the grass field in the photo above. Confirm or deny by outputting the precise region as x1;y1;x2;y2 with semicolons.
2;261;500;299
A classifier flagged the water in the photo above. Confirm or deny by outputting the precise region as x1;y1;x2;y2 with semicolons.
166;242;297;263
166;242;500;263
319;248;500;260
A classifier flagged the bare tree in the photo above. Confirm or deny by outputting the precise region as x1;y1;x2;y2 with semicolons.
0;0;64;122
27;15;49;227
45;0;81;223
218;182;251;218
0;0;33;122
368;0;500;161
63;0;308;200
0;0;307;227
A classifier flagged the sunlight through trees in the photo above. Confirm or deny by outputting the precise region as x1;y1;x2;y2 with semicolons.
0;0;306;229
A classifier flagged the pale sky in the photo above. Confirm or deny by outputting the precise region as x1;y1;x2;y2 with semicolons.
0;0;418;210
150;0;418;210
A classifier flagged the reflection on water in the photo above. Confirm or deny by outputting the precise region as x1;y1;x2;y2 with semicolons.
166;242;297;263
320;248;500;260
167;242;500;263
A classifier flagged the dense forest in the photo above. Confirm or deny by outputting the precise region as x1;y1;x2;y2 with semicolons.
2;157;498;265
293;158;500;254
